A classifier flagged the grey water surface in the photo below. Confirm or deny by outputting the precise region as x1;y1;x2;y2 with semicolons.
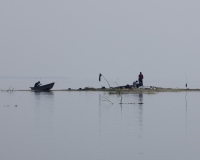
0;78;200;160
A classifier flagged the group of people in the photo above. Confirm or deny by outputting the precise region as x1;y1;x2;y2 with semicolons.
133;72;144;88
34;72;144;89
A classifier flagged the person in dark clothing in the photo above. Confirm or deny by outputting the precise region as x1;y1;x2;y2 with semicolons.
34;81;41;87
138;72;144;86
34;81;38;87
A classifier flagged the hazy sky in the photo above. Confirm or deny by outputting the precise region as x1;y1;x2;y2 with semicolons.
1;0;200;83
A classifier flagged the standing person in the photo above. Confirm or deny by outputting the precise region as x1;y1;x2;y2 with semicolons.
138;72;144;86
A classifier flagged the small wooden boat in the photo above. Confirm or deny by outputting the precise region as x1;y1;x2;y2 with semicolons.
30;82;55;91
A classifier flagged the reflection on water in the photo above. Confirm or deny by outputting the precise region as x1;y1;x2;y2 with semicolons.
185;91;188;135
33;91;55;142
33;91;54;116
99;94;102;136
139;93;143;103
32;91;54;101
138;93;143;138
34;91;54;105
2;91;200;160
99;93;144;139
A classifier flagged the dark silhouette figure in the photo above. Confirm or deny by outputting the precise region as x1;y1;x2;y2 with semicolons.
138;72;144;87
34;81;41;87
133;80;138;88
99;73;102;81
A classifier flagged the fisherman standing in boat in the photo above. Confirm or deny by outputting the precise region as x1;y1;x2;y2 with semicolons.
138;72;143;86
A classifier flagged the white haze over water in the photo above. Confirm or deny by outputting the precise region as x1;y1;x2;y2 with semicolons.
0;0;200;88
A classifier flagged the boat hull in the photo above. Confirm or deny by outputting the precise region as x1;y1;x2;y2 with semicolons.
30;82;55;91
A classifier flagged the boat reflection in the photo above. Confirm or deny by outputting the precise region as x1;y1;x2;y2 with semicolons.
33;91;55;136
34;91;54;105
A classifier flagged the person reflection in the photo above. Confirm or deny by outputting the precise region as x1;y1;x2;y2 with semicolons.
138;93;143;138
139;93;143;104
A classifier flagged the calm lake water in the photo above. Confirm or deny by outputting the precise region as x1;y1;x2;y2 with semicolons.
0;78;200;160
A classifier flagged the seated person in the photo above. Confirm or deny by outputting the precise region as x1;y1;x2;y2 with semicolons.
34;81;41;87
133;81;138;88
